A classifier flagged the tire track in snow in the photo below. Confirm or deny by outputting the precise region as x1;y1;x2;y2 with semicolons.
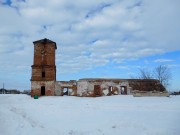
10;106;45;129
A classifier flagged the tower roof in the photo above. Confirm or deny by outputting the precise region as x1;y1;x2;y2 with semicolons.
33;38;57;49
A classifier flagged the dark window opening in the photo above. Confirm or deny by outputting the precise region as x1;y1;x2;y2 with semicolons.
41;86;45;96
42;72;45;77
63;87;68;96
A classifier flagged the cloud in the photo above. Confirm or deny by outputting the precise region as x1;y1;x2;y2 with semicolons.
140;0;180;50
154;59;174;63
0;0;180;89
167;64;180;68
116;66;129;69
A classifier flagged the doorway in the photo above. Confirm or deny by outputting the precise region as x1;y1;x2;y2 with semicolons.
121;86;127;95
41;86;45;96
109;86;113;93
63;87;68;96
94;85;101;96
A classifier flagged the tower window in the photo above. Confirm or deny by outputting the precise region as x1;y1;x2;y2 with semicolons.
42;72;45;77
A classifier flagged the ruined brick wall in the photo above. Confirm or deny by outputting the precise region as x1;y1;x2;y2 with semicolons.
55;81;77;96
77;79;131;97
33;42;56;66
77;79;165;97
77;80;88;96
128;79;166;92
133;91;169;97
31;66;56;81
31;81;55;96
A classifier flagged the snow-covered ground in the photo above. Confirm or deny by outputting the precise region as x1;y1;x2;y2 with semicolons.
0;94;180;135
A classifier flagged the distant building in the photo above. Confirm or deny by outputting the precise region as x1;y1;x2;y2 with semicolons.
0;89;20;94
31;38;169;97
0;88;5;94
22;90;31;95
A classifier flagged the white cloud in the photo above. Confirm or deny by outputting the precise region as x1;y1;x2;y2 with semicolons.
116;66;129;69
167;64;180;68
154;59;174;63
141;0;180;50
0;0;180;89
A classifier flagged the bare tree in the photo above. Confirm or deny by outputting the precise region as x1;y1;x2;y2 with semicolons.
154;65;172;89
138;68;153;79
132;65;171;91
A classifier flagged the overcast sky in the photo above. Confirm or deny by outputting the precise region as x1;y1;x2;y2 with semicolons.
0;0;180;91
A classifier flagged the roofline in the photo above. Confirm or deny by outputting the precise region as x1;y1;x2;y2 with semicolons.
78;78;159;81
33;38;57;49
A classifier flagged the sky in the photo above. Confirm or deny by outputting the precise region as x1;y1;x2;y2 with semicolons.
0;0;180;91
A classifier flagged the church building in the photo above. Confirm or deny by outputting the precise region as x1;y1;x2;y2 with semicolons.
31;38;169;97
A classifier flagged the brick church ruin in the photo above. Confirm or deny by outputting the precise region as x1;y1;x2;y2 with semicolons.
31;38;169;97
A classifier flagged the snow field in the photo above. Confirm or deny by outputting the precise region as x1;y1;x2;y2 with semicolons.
0;94;180;135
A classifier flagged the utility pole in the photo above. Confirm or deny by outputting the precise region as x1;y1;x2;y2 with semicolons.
3;83;5;94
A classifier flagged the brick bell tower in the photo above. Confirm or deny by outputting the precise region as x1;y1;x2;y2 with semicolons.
31;38;57;97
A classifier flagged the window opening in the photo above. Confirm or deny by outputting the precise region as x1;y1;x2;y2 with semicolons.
42;72;45;77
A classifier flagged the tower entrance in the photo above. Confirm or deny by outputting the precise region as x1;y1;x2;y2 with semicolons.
41;86;45;96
